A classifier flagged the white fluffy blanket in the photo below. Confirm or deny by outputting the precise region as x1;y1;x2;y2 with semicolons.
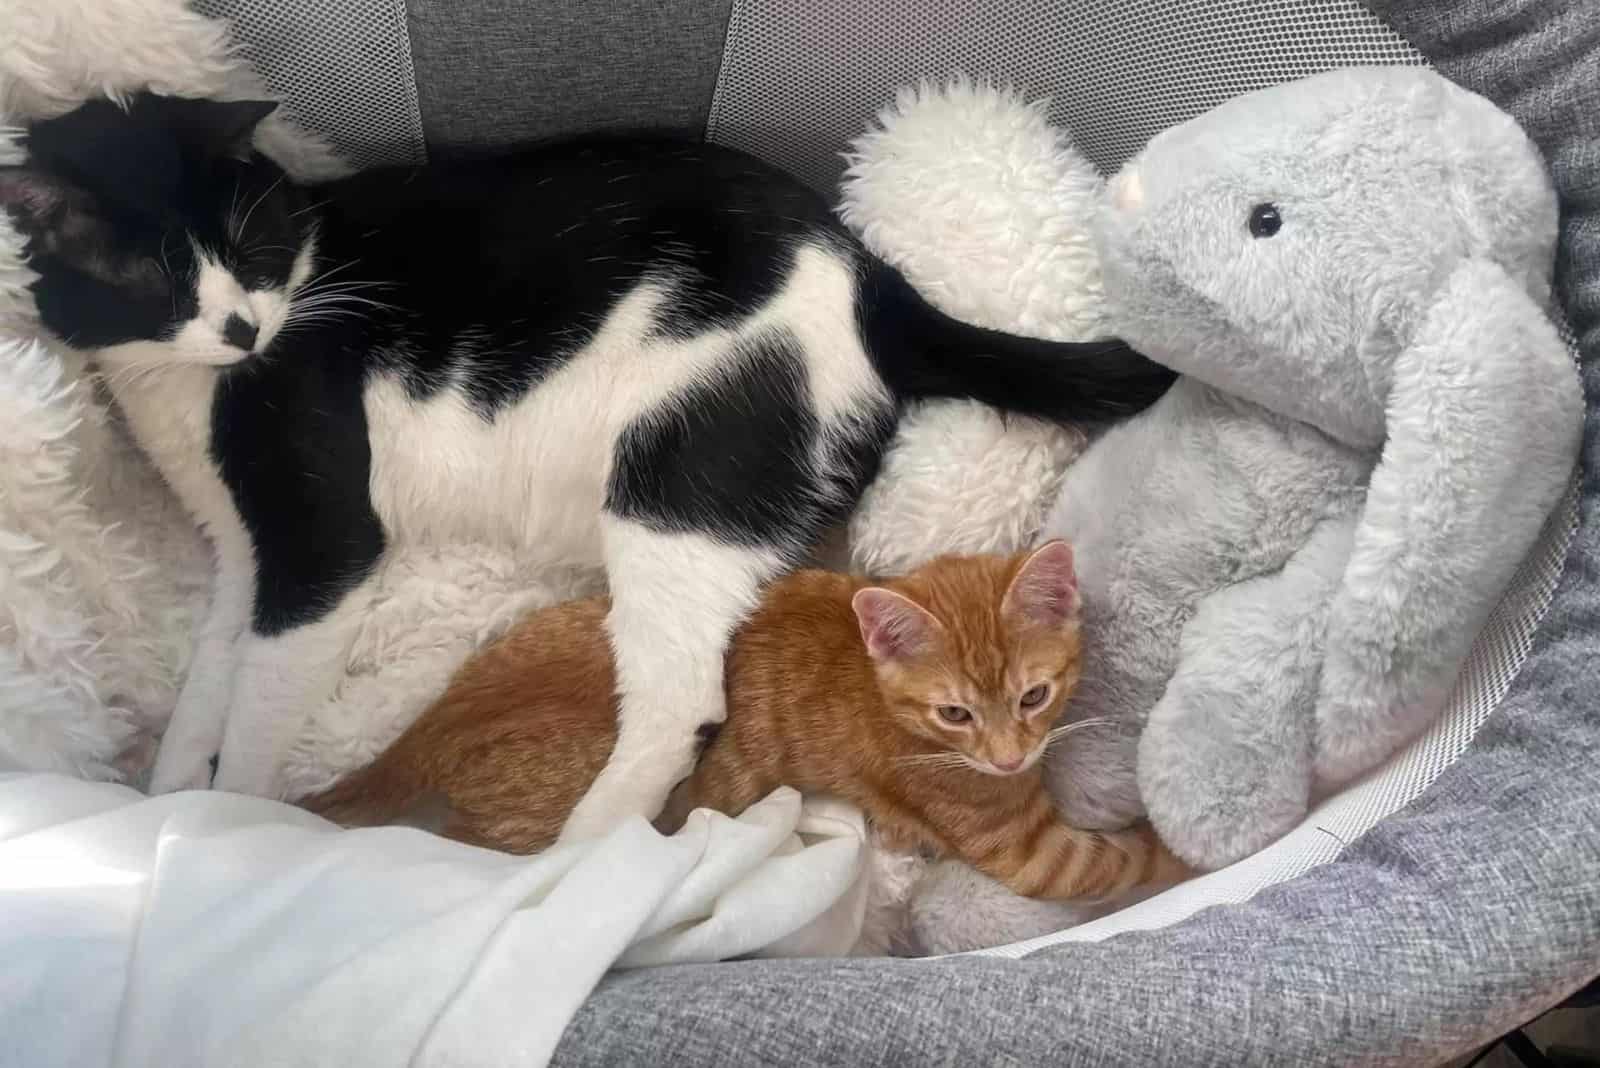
0;0;1109;960
0;773;866;1067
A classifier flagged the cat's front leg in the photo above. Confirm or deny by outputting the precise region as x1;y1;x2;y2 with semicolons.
211;573;381;799
558;516;783;842
147;530;254;794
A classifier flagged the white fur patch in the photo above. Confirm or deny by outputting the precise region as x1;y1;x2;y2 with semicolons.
98;358;258;793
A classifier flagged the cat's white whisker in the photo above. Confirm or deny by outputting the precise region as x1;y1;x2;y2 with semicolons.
235;174;286;240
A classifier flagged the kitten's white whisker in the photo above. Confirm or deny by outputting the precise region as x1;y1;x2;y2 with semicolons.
892;752;971;770
1045;717;1119;745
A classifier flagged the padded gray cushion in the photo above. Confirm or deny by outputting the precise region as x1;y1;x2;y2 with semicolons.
550;1;1600;1063
405;0;734;158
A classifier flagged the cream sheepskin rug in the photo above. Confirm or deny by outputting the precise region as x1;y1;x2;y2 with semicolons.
0;0;1108;950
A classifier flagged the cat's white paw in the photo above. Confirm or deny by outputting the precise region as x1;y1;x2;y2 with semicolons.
147;747;215;794
559;734;694;844
557;792;647;845
210;756;283;799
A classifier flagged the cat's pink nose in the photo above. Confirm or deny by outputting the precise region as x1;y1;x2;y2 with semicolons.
992;754;1025;773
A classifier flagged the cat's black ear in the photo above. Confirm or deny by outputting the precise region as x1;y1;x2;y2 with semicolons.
0;167;65;228
0;166;91;238
24;99;185;218
0;165;124;274
135;95;278;159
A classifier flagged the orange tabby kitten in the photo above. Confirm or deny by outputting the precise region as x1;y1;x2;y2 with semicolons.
305;543;1188;901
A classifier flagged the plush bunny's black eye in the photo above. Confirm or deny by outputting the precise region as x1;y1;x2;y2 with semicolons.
1248;203;1282;238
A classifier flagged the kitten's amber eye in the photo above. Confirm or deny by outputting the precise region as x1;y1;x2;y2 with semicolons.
1020;684;1050;710
937;705;972;725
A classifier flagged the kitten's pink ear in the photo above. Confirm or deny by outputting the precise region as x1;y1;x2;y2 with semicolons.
1002;540;1079;628
852;588;941;661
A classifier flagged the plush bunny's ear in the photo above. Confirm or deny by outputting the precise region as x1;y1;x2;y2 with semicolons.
1001;540;1079;629
852;588;943;661
1313;258;1581;787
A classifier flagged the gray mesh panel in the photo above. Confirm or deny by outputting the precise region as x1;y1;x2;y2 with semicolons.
193;0;426;168
707;0;1424;188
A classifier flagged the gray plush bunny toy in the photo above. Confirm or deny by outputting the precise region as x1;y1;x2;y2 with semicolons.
911;66;1582;954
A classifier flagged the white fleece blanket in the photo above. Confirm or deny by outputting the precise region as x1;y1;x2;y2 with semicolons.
0;772;868;1068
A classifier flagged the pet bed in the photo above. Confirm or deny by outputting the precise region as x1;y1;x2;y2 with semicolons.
0;0;1596;1064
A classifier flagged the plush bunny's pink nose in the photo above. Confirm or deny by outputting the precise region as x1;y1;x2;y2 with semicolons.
1109;169;1144;211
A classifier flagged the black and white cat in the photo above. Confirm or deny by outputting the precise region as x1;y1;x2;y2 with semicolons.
1;93;1174;839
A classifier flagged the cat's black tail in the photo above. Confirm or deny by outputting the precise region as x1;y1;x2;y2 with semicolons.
858;258;1176;422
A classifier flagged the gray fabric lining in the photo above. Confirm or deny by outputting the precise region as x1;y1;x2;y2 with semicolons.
552;0;1600;1062
402;0;735;159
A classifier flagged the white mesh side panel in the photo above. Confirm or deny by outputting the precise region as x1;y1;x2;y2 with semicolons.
193;0;426;168
707;0;1424;189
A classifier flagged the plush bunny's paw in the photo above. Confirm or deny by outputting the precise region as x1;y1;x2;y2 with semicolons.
1138;695;1311;871
907;860;1098;956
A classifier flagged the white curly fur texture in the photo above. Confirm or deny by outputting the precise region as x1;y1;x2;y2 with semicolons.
841;78;1106;577
0;15;1108;954
0;339;205;779
0;0;348;784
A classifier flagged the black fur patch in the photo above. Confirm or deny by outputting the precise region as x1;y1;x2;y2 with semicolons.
855;258;1177;424
609;328;812;547
210;345;385;635
304;138;843;420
